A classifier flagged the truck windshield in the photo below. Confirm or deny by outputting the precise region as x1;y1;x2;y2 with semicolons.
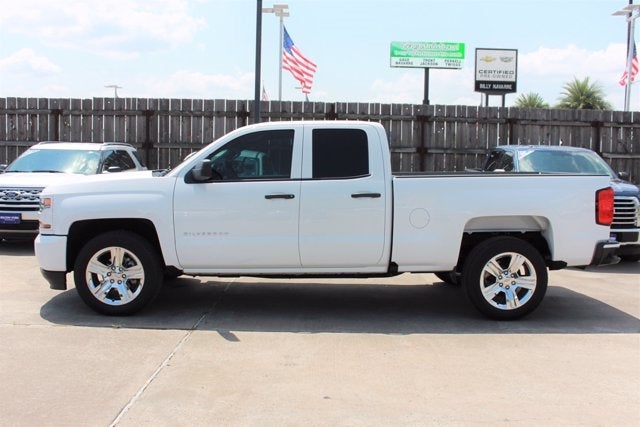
6;149;101;175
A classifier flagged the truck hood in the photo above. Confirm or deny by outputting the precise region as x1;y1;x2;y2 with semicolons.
611;179;640;198
41;170;159;196
0;172;86;188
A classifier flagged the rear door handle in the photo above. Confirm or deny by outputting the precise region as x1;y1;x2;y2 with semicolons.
265;194;295;200
351;192;381;198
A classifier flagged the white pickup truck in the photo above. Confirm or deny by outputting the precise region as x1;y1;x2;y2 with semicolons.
35;121;618;319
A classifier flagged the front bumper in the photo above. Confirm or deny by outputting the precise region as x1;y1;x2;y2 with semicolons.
590;239;621;266
34;234;68;290
611;228;640;246
40;268;67;290
611;228;640;258
0;210;39;238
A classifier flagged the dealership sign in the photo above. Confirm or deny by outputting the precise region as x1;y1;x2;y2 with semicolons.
475;48;518;93
390;41;465;69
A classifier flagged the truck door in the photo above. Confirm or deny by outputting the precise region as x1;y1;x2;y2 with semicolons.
298;126;388;268
173;128;302;270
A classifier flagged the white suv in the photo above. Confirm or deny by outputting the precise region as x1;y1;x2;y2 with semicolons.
0;142;146;240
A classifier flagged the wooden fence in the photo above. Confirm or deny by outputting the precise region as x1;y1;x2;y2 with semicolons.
1;97;639;183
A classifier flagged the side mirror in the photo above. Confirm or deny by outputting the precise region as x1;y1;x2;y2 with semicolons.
191;159;213;182
618;171;630;181
105;166;122;173
0;164;6;173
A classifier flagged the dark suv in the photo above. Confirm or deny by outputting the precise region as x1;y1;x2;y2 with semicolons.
0;142;146;240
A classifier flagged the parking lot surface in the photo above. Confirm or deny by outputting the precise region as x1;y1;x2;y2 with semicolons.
1;240;639;426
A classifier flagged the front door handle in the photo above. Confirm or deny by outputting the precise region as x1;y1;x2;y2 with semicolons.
265;194;295;200
351;192;381;199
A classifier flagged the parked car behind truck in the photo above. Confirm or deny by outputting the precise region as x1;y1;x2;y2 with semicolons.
483;145;640;262
0;141;146;240
35;121;618;320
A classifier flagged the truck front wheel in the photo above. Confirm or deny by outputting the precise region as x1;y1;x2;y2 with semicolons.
462;237;547;320
73;231;163;315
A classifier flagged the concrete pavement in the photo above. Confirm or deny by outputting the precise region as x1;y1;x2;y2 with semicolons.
1;239;639;426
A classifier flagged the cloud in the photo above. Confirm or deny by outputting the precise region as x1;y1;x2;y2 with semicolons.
370;73;423;104
0;0;206;59
369;67;476;105
520;44;626;77
0;48;61;75
518;44;628;108
140;70;255;99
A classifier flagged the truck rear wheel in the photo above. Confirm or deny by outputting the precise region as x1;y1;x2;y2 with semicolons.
73;231;163;315
462;236;547;320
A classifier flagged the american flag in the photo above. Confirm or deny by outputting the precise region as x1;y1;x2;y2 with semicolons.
619;41;639;86
282;26;317;94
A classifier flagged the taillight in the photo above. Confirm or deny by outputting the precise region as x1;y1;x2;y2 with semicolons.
596;187;614;226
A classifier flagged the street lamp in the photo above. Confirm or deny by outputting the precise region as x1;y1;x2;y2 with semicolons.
262;4;289;101
254;1;263;123
104;85;122;98
613;3;640;111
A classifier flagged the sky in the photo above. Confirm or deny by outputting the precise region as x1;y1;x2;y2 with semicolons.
0;0;639;111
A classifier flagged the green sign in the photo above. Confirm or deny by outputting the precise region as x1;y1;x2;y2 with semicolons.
390;41;465;69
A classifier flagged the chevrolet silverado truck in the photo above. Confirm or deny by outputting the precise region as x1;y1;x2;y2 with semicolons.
35;121;618;320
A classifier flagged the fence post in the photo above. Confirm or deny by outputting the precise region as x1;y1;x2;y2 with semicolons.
50;108;63;142
507;117;517;145
591;121;603;156
143;110;155;168
416;111;431;171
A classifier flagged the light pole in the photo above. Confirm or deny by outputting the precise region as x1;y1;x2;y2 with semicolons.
254;0;263;123
104;85;122;98
262;4;289;101
613;3;640;111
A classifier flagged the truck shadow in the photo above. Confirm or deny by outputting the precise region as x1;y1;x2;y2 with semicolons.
581;261;640;275
40;277;640;335
0;239;35;256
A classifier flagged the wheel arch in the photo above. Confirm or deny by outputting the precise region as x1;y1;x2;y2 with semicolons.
67;219;162;271
456;230;554;273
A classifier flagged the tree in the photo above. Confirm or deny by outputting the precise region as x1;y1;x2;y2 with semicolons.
514;92;549;108
556;77;612;110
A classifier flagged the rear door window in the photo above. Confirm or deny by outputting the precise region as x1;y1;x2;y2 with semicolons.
311;129;369;179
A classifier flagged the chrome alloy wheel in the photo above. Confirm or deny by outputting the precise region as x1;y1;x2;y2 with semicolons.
85;246;145;306
478;251;537;311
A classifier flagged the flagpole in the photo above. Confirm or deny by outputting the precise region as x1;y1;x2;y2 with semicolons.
254;0;263;123
262;4;289;102
625;11;635;111
278;15;284;101
614;2;640;111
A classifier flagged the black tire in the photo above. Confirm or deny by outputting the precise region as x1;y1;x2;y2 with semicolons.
73;231;163;315
163;267;183;281
462;236;548;320
434;271;459;285
619;254;640;263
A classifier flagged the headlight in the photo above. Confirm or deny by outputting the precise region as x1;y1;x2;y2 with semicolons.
39;197;53;230
40;197;52;210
